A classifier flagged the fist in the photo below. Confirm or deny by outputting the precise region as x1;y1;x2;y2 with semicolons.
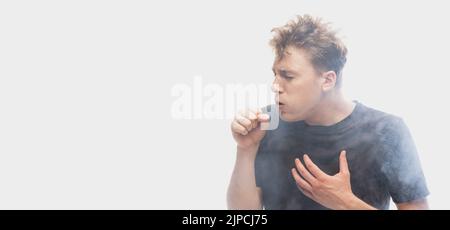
231;109;270;150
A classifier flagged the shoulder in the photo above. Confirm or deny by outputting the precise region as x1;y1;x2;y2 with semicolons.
356;102;406;134
352;102;414;154
358;104;417;159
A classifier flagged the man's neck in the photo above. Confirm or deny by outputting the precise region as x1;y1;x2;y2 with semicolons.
304;91;355;126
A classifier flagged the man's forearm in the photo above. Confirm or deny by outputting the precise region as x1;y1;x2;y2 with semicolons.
227;146;262;210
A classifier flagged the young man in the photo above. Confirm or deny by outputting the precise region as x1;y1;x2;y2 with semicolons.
227;15;429;210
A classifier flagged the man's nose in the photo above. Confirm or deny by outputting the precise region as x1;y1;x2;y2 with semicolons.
271;78;282;93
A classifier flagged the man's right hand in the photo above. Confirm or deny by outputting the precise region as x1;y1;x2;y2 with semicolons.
231;109;270;151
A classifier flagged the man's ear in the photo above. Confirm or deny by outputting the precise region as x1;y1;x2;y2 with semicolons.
321;71;337;91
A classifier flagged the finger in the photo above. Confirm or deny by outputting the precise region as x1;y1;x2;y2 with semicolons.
255;108;269;122
235;114;253;132
298;186;314;199
242;109;259;129
247;110;258;129
295;158;317;185
231;120;248;135
257;113;270;122
303;154;329;179
292;169;314;199
339;150;350;175
244;109;257;120
291;168;313;192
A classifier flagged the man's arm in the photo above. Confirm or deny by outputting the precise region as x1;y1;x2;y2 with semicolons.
227;146;263;210
396;198;429;210
228;109;269;210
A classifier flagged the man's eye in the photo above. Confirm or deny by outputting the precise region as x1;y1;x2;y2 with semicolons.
274;73;293;80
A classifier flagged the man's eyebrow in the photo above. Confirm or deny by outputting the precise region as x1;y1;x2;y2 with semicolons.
273;67;297;75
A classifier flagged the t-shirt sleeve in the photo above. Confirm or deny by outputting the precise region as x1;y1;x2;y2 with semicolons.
380;117;429;204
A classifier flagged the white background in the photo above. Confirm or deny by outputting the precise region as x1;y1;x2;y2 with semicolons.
1;0;449;209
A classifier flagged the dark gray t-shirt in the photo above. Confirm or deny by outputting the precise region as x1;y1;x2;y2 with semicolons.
255;101;429;210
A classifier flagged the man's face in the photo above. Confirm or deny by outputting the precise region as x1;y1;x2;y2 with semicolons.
272;46;325;122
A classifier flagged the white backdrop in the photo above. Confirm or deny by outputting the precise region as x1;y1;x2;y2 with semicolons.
1;0;449;209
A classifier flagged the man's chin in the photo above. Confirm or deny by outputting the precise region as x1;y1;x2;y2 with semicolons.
280;111;303;122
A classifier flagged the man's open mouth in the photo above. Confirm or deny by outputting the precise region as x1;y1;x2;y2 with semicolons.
277;102;285;110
